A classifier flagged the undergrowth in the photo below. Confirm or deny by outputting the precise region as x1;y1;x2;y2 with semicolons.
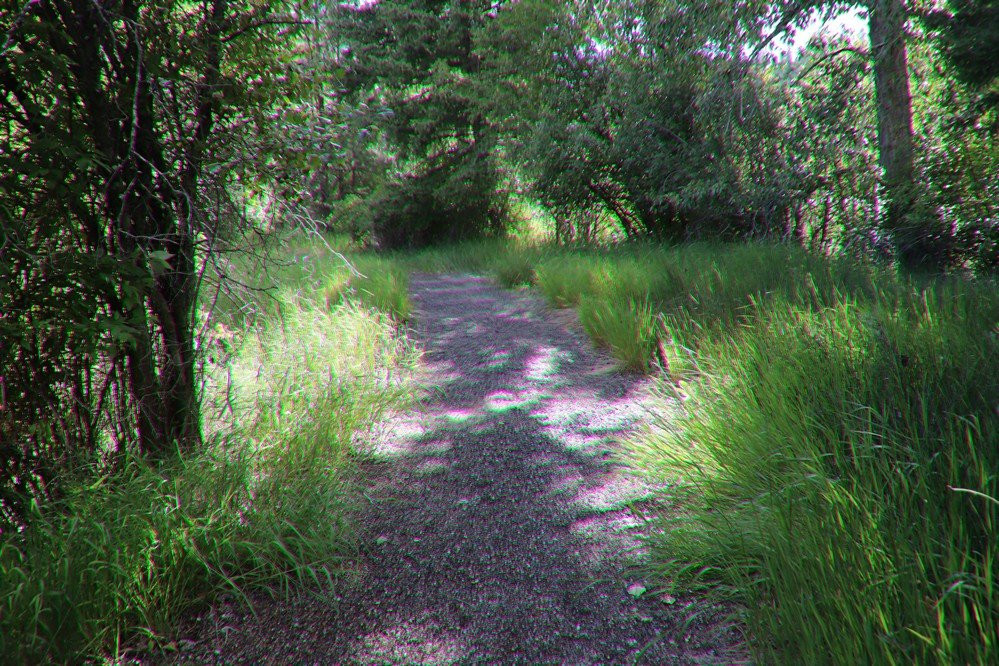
0;233;417;662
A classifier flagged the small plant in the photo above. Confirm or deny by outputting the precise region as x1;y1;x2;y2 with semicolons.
495;253;537;287
578;296;657;372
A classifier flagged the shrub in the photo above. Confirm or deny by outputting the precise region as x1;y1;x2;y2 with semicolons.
0;237;418;662
367;166;509;249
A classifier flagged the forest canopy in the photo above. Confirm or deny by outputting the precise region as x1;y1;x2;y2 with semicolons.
299;0;996;270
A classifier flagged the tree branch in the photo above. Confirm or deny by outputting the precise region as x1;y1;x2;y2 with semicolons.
795;45;870;82
221;17;312;43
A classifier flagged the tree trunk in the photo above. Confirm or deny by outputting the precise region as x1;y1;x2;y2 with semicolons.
868;0;950;270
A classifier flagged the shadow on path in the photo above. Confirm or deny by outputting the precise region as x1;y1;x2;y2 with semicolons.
182;275;740;665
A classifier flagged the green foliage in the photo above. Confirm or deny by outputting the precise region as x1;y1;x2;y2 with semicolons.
0;0;316;524
0;437;351;663
639;277;998;664
5;0;999;657
352;258;413;322
924;0;999;110
475;1;997;269
487;1;813;243
907;37;999;273
0;235;418;661
494;252;538;287
578;296;657;372
527;243;997;663
364;168;507;249
325;0;510;247
534;257;599;308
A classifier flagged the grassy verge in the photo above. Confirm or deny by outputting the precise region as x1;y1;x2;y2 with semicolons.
390;239;998;664
0;233;418;662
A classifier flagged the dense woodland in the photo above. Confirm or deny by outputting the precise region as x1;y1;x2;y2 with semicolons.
1;0;997;662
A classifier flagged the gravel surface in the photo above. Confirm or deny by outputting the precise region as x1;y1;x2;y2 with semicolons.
170;274;744;665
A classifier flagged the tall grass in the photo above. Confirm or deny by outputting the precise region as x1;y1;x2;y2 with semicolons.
635;275;998;664
394;239;998;663
0;233;418;662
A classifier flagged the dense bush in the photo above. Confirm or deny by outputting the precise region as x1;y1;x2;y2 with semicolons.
0;0;309;526
0;236;418;661
367;167;508;249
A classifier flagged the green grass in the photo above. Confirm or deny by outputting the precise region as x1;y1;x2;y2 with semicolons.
577;295;657;372
352;256;413;322
385;238;998;664
0;232;418;662
635;278;998;664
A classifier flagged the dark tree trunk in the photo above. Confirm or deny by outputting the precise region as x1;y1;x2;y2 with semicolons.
71;0;207;457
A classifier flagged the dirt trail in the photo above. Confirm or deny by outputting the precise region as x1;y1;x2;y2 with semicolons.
176;274;741;664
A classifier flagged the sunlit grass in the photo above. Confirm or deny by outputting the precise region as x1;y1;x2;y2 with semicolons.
0;232;419;662
634;286;997;664
578;295;657;372
352;257;413;322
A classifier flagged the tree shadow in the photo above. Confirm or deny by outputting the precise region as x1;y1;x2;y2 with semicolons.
180;274;742;665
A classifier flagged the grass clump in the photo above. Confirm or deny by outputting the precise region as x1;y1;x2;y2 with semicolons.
0;435;352;662
628;257;997;664
527;242;997;662
535;255;599;307
0;233;418;662
352;257;413;322
578;295;657;372
495;251;538;287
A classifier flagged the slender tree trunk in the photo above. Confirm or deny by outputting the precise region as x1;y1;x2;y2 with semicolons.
869;0;950;270
870;0;915;201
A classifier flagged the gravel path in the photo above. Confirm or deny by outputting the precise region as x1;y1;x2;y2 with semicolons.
175;274;742;664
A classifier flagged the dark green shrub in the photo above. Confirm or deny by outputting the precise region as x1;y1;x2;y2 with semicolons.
367;163;508;249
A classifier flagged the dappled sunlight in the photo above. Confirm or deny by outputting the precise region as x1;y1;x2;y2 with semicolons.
441;408;479;424
357;619;470;663
572;475;655;515
569;513;648;569
305;273;718;664
544;472;585;499
415;439;453;455
483;389;545;413
414;457;452;477
524;345;573;384
367;418;433;457
494;307;534;321
482;348;512;370
527;385;650;458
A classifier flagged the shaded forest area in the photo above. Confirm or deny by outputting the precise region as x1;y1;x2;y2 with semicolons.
1;0;997;662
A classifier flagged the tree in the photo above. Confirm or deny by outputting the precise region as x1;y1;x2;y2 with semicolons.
866;0;954;269
0;0;298;523
485;0;807;242
924;0;999;110
752;0;956;268
331;0;510;247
